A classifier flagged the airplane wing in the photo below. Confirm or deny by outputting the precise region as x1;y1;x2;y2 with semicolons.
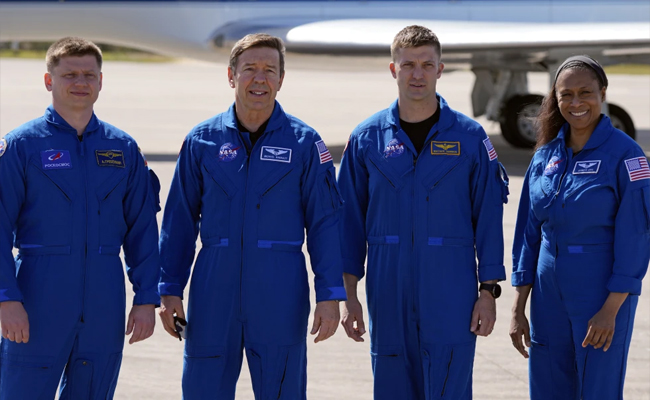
212;18;650;68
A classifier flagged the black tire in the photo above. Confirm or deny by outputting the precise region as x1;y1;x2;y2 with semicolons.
500;94;543;149
608;103;636;140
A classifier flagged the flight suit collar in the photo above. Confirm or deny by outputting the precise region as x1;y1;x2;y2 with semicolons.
223;101;289;134
44;105;101;135
386;94;454;155
554;114;613;151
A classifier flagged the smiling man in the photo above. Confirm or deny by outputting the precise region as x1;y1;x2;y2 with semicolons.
158;33;345;399
337;25;509;399
0;37;161;399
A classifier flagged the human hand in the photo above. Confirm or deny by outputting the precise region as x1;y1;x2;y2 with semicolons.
582;307;617;351
509;311;531;358
0;301;29;343
310;300;340;343
126;304;155;344
158;295;186;339
470;293;496;337
341;298;366;342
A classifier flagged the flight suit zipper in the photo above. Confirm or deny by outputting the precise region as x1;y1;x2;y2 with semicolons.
79;134;88;323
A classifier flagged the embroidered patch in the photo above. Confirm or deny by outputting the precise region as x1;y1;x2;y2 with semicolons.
316;140;332;164
431;141;460;156
41;150;72;170
384;138;405;158
624;157;650;182
544;156;563;176
96;150;125;168
218;143;240;162
260;146;292;163
138;147;148;167
572;160;601;175
482;137;498;161
0;138;6;158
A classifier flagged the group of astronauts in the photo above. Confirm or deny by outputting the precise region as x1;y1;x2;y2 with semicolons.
0;24;647;400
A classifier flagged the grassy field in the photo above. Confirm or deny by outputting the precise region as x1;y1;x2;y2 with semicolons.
1;49;648;74
0;49;173;63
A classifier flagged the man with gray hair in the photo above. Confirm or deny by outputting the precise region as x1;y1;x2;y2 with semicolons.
158;33;345;399
338;25;509;399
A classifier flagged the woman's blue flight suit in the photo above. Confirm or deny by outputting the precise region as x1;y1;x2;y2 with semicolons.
338;96;509;400
512;116;650;399
159;102;345;400
0;106;161;400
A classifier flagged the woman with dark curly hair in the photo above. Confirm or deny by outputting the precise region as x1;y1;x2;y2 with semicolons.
509;55;649;399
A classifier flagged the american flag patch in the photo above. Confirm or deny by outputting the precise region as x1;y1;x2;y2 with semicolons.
316;140;332;164
483;137;498;161
624;157;650;182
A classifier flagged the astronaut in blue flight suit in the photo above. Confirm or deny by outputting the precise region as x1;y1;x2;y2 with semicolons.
338;26;508;399
0;37;160;400
157;34;345;400
510;55;649;400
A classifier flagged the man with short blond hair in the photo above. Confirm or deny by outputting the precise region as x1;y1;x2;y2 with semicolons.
0;37;160;399
158;33;345;399
338;25;509;399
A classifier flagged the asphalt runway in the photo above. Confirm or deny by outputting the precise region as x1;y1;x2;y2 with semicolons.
1;57;649;399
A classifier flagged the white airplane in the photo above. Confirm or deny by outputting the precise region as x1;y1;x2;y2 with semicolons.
1;0;649;148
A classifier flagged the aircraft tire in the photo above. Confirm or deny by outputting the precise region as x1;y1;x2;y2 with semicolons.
608;103;636;140
500;94;543;149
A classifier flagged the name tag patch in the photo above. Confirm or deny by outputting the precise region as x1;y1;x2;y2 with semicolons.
260;146;292;163
96;150;125;168
431;141;460;156
573;160;601;174
41;150;72;170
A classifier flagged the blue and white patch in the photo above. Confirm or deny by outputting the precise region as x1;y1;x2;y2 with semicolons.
41;150;72;170
384;138;405;158
544;156;563;176
218;142;240;162
0;138;6;158
260;146;292;163
572;160;601;175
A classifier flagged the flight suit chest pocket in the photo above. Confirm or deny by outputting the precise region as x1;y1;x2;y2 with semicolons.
367;151;405;191
202;156;237;199
421;153;467;191
96;170;128;245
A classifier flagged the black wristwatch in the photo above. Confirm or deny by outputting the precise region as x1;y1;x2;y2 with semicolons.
479;283;501;299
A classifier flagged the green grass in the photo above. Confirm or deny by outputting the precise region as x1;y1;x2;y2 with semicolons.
0;49;174;63
604;64;650;75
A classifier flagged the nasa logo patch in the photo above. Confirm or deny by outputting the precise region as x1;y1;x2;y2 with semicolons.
384;138;405;158
218;143;240;162
544;156;563;176
260;146;292;163
572;160;601;175
0;138;6;158
41;150;72;170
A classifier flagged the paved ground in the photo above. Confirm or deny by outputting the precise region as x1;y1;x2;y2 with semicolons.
1;57;649;399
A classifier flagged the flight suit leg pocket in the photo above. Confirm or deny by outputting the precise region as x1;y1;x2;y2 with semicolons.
274;342;306;400
421;342;474;400
246;348;264;398
0;353;55;400
182;347;226;399
68;358;93;400
370;345;408;400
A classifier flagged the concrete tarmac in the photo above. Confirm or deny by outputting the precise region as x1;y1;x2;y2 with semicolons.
1;57;649;399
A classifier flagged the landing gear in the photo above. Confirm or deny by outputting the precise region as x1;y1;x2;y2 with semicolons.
499;94;543;148
608;103;636;140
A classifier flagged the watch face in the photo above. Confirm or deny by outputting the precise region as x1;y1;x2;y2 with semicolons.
493;284;502;299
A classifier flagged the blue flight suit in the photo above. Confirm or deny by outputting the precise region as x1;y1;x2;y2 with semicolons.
159;101;345;400
0;106;161;399
512;116;649;400
338;97;508;400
